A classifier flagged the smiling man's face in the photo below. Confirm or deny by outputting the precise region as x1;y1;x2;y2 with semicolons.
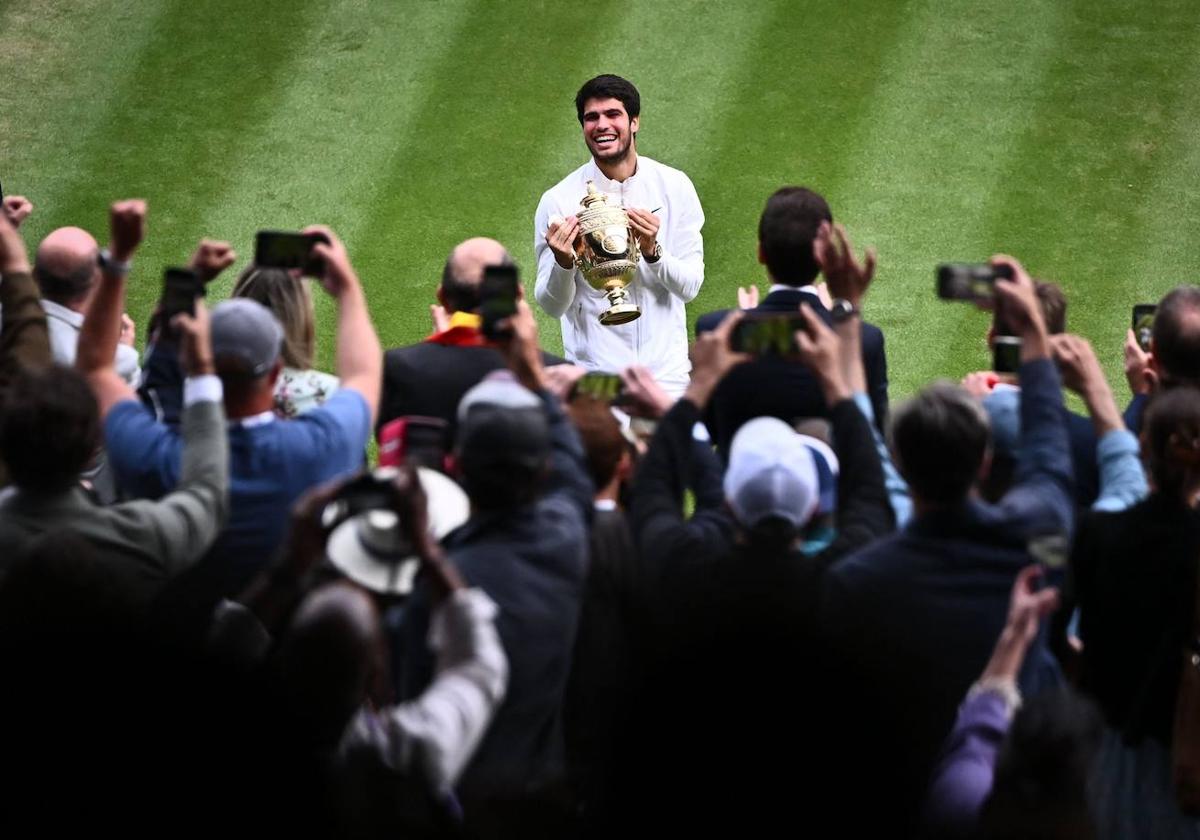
581;97;638;164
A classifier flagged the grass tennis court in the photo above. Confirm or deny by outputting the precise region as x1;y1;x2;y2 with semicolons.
3;0;1198;398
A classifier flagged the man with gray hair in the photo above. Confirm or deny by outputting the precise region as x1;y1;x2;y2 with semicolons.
78;207;382;597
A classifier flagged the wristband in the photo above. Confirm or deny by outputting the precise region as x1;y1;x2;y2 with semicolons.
98;248;132;278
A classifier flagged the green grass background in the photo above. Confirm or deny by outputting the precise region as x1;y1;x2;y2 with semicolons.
3;0;1199;399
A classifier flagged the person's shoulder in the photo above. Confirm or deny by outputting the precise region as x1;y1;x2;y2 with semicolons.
826;533;905;585
695;307;734;336
641;156;699;192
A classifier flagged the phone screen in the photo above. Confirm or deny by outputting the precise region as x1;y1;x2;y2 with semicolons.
729;313;807;356
936;263;1014;302
1132;304;1156;352
480;265;519;339
992;336;1023;374
574;372;623;403
254;230;329;276
160;268;202;326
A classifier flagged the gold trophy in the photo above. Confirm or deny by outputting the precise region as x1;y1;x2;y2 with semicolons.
573;181;641;325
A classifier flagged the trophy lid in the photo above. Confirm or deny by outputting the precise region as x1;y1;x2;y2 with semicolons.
580;180;609;209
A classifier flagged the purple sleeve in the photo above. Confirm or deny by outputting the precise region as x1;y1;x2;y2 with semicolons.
922;690;1012;837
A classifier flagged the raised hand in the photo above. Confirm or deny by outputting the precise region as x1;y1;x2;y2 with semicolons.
979;565;1059;685
495;299;544;391
991;255;1048;356
1124;328;1155;396
171;298;215;377
0;206;30;275
619;364;675;419
546;215;580;270
684;310;751;408
303;225;355;296
794;305;851;404
2;196;33;229
109;199;147;263
814;221;877;307
188;239;237;284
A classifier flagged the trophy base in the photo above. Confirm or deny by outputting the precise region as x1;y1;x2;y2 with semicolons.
599;303;641;326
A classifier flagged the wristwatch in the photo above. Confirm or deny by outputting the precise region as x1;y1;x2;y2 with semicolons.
643;241;663;263
830;298;860;324
98;248;132;278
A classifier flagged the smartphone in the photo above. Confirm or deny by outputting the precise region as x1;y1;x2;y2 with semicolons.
378;416;449;471
936;263;1015;302
480;264;519;340
992;335;1023;374
729;312;809;356
573;371;625;403
1133;304;1156;352
160;267;203;328
254;230;330;277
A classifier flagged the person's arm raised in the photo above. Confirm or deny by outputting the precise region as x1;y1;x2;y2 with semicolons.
76;199;146;417
307;226;382;427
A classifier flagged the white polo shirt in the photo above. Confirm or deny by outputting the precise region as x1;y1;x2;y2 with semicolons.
533;156;704;395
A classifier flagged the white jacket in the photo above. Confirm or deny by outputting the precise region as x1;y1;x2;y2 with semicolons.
533;156;704;394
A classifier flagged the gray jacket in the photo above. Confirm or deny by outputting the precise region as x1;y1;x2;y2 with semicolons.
0;398;229;603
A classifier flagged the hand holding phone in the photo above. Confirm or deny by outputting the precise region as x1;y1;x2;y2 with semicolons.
936;263;1015;303
159;267;203;337
255;229;330;277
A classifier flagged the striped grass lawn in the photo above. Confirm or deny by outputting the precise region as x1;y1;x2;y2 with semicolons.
3;0;1199;401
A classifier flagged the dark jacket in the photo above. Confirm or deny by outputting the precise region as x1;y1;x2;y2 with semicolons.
396;389;592;818
1070;495;1200;744
695;287;889;456
622;394;893;832
380;335;564;440
819;357;1073;835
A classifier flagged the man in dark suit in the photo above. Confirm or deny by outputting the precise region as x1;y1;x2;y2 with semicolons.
694;187;889;456
378;237;559;442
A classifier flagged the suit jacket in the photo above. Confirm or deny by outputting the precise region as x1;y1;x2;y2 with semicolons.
695;288;889;457
379;338;564;440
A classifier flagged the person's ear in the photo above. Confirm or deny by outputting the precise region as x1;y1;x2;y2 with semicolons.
977;447;994;485
616;449;634;482
630;115;639;136
268;358;284;387
436;286;447;309
757;242;766;266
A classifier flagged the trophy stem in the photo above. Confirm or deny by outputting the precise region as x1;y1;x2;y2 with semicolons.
599;283;641;326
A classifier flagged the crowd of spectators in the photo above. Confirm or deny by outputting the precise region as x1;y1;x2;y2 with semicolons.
0;184;1198;840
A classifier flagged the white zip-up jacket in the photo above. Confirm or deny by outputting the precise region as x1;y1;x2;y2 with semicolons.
534;156;705;395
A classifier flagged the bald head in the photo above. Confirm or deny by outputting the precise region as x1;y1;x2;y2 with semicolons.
35;227;99;307
440;237;512;313
278;583;384;746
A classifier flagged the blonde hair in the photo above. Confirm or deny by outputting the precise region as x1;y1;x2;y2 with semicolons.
231;266;317;370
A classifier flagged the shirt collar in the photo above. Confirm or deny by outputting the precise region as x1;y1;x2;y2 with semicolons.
594;499;618;512
41;299;83;327
768;284;819;296
232;410;276;428
584;156;641;193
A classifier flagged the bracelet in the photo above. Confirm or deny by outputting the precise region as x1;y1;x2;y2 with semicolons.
98;248;132;277
967;676;1022;719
